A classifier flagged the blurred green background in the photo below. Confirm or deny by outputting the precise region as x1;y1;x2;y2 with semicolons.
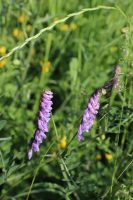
0;0;133;199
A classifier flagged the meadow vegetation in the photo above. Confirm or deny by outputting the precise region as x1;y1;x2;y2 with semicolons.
0;0;133;199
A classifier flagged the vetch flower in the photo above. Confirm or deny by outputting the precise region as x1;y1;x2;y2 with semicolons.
77;66;121;141
28;90;53;159
77;89;102;141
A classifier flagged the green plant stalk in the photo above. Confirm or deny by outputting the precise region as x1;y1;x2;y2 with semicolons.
51;115;78;200
0;5;126;62
26;141;55;200
0;150;6;179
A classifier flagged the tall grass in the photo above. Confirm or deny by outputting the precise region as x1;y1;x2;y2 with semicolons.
0;0;133;199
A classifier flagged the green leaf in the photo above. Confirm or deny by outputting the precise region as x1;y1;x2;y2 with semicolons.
6;165;20;178
0;175;6;186
0;120;7;130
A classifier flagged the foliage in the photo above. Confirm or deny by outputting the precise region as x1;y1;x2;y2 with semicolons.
0;0;133;200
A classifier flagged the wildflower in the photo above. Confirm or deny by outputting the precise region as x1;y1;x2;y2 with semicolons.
70;23;77;31
0;46;6;55
77;89;102;141
0;60;7;68
26;24;32;32
105;153;113;161
58;136;67;149
96;154;102;160
41;61;51;73
12;28;24;40
77;66;121;141
28;90;53;160
59;23;69;31
18;14;26;23
12;28;20;37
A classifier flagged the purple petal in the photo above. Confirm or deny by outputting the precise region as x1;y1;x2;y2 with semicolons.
28;90;53;159
77;90;101;140
32;142;39;152
28;149;33;160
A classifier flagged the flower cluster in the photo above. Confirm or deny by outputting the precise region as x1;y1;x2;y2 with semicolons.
77;89;101;141
28;90;53;160
77;66;121;141
27;66;121;158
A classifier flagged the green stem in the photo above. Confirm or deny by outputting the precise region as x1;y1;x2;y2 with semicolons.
0;5;127;61
26;141;55;200
51;114;59;141
51;115;78;200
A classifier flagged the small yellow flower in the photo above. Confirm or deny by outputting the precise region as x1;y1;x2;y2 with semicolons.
96;154;102;160
0;60;7;68
12;28;24;39
0;46;6;55
59;24;69;31
70;23;77;31
105;153;113;161
41;61;51;73
58;136;67;149
26;24;32;32
18;14;26;23
12;28;19;37
43;66;49;73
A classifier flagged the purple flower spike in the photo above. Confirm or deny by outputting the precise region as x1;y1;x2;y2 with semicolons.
28;90;53;159
77;89;101;141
